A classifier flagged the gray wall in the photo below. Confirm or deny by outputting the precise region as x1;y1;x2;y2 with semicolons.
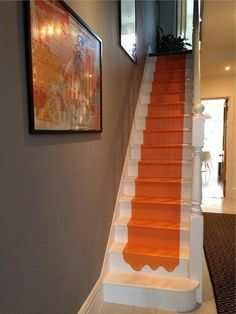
0;1;158;314
157;0;177;36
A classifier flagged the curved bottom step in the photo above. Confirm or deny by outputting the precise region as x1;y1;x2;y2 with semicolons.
103;271;199;312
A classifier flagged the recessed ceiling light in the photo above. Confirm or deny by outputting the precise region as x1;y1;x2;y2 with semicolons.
225;66;231;71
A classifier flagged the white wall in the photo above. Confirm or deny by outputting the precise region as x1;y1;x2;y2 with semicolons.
201;73;236;199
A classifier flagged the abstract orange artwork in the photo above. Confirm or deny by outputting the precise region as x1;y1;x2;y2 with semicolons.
25;0;102;133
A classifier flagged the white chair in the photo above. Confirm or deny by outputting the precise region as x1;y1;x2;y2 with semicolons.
201;151;212;173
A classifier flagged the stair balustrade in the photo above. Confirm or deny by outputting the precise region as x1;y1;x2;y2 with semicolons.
189;0;205;303
192;0;205;215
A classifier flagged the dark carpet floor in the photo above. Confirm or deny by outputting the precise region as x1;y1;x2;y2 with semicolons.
203;213;236;314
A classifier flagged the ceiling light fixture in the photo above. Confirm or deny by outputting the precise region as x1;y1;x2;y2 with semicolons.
225;66;231;71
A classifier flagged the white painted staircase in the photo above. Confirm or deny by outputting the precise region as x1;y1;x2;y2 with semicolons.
101;54;203;312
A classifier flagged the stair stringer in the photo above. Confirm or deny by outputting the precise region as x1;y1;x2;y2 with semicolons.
101;54;201;312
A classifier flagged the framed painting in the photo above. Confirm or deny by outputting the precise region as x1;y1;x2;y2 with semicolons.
24;0;102;133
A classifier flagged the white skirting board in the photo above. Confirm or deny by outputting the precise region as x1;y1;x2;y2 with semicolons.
77;278;103;314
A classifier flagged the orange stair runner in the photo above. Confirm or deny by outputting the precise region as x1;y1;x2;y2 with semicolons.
123;54;188;271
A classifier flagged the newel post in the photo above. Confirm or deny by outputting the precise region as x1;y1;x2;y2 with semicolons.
192;107;205;216
190;106;205;303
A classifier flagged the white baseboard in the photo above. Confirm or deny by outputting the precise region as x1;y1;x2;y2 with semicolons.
78;278;103;314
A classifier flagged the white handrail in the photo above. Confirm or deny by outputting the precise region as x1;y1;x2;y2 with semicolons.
191;0;205;216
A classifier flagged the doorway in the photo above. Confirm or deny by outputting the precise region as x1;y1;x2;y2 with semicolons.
201;98;228;199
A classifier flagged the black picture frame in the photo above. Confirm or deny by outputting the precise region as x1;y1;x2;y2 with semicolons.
24;0;102;133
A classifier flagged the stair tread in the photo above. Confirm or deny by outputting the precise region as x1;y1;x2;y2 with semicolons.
131;143;192;148
148;102;186;106
152;80;186;84
153;79;186;83
146;114;191;119
155;70;186;74
142;128;191;133
103;271;199;291
116;216;189;230
123;246;182;259
120;195;191;206
110;242;189;259
151;91;185;95
151;90;191;95
155;67;190;73
132;196;191;205
129;159;191;165
131;177;191;183
109;241;189;260
155;68;186;72
124;177;191;185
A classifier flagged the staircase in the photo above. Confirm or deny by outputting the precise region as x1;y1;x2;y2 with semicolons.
102;53;201;312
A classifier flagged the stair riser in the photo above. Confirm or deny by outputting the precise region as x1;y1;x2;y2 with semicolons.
129;207;181;223
143;132;191;145
143;62;156;82
137;104;148;117
103;284;198;312
155;62;186;71
119;200;191;223
139;164;188;179
119;200;132;218
142;82;153;94
135;117;192;131
130;146;192;160
154;69;192;82
126;228;180;248
152;82;185;94
155;67;186;74
140;93;150;104
144;71;154;82
136;182;191;198
151;92;192;105
135;117;146;130
154;71;185;82
145;117;192;130
150;93;185;104
124;180;135;196
158;55;188;62
133;131;192;145
148;104;192;116
127;162;192;178
114;225;189;247
136;182;181;198
124;180;191;198
151;81;193;94
145;61;156;73
124;180;191;199
109;252;189;277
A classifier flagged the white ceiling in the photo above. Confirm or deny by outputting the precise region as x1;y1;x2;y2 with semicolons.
201;0;236;77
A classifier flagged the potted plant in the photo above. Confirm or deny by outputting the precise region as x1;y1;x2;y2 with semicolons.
156;25;191;53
